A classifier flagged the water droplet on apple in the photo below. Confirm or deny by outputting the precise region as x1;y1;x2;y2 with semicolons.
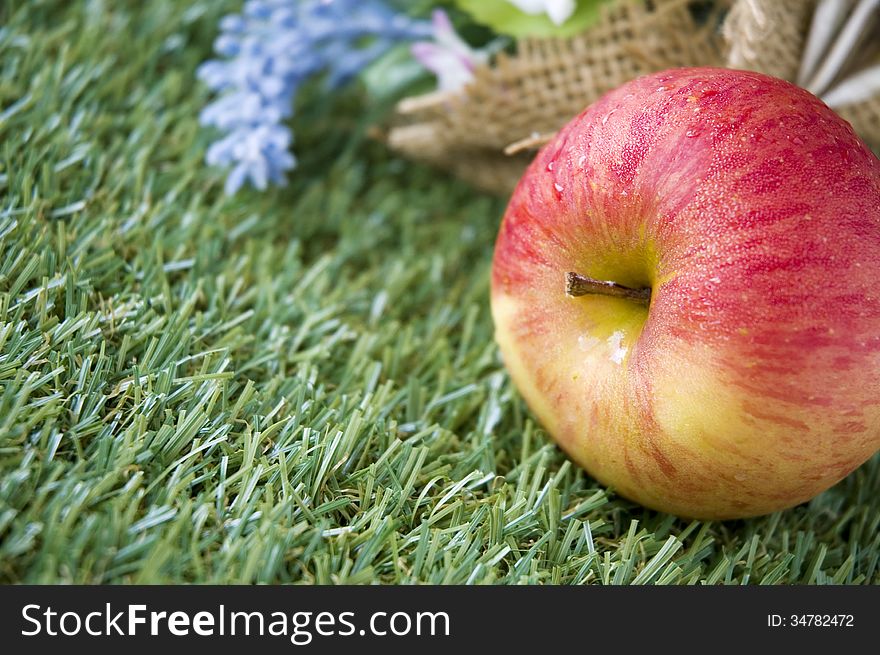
547;161;554;171
601;109;617;125
656;86;667;92
792;136;804;146
577;155;587;167
554;183;564;193
620;190;628;196
686;129;699;138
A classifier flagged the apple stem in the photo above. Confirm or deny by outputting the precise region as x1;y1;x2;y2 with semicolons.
565;272;651;305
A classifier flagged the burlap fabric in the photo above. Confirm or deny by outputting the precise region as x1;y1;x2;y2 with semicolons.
388;0;879;196
724;0;813;80
388;0;724;195
722;0;880;156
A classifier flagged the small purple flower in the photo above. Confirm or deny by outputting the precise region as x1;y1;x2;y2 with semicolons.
199;0;431;195
411;10;488;93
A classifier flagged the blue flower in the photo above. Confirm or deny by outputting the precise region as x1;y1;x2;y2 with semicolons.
198;0;431;195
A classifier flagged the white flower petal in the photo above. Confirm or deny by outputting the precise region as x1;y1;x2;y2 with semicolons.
412;42;475;92
412;10;484;93
505;0;576;25
544;0;576;26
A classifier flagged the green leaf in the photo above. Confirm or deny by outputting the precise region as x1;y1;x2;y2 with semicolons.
453;0;616;38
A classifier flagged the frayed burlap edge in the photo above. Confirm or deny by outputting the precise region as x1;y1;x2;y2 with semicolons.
723;0;813;81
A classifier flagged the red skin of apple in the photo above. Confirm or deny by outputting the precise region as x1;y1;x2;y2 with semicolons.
491;67;880;519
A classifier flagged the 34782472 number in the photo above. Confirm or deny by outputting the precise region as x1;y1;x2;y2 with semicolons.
768;614;855;627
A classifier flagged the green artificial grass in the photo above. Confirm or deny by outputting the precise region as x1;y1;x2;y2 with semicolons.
1;0;879;585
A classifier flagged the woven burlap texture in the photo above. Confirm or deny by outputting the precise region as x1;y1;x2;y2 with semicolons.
722;0;880;156
388;0;879;196
387;0;723;195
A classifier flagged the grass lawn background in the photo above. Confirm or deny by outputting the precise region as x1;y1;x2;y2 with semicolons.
1;1;879;584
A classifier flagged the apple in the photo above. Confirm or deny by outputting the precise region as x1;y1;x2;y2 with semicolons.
491;67;880;519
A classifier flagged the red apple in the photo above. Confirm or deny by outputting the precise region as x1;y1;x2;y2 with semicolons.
491;67;880;519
